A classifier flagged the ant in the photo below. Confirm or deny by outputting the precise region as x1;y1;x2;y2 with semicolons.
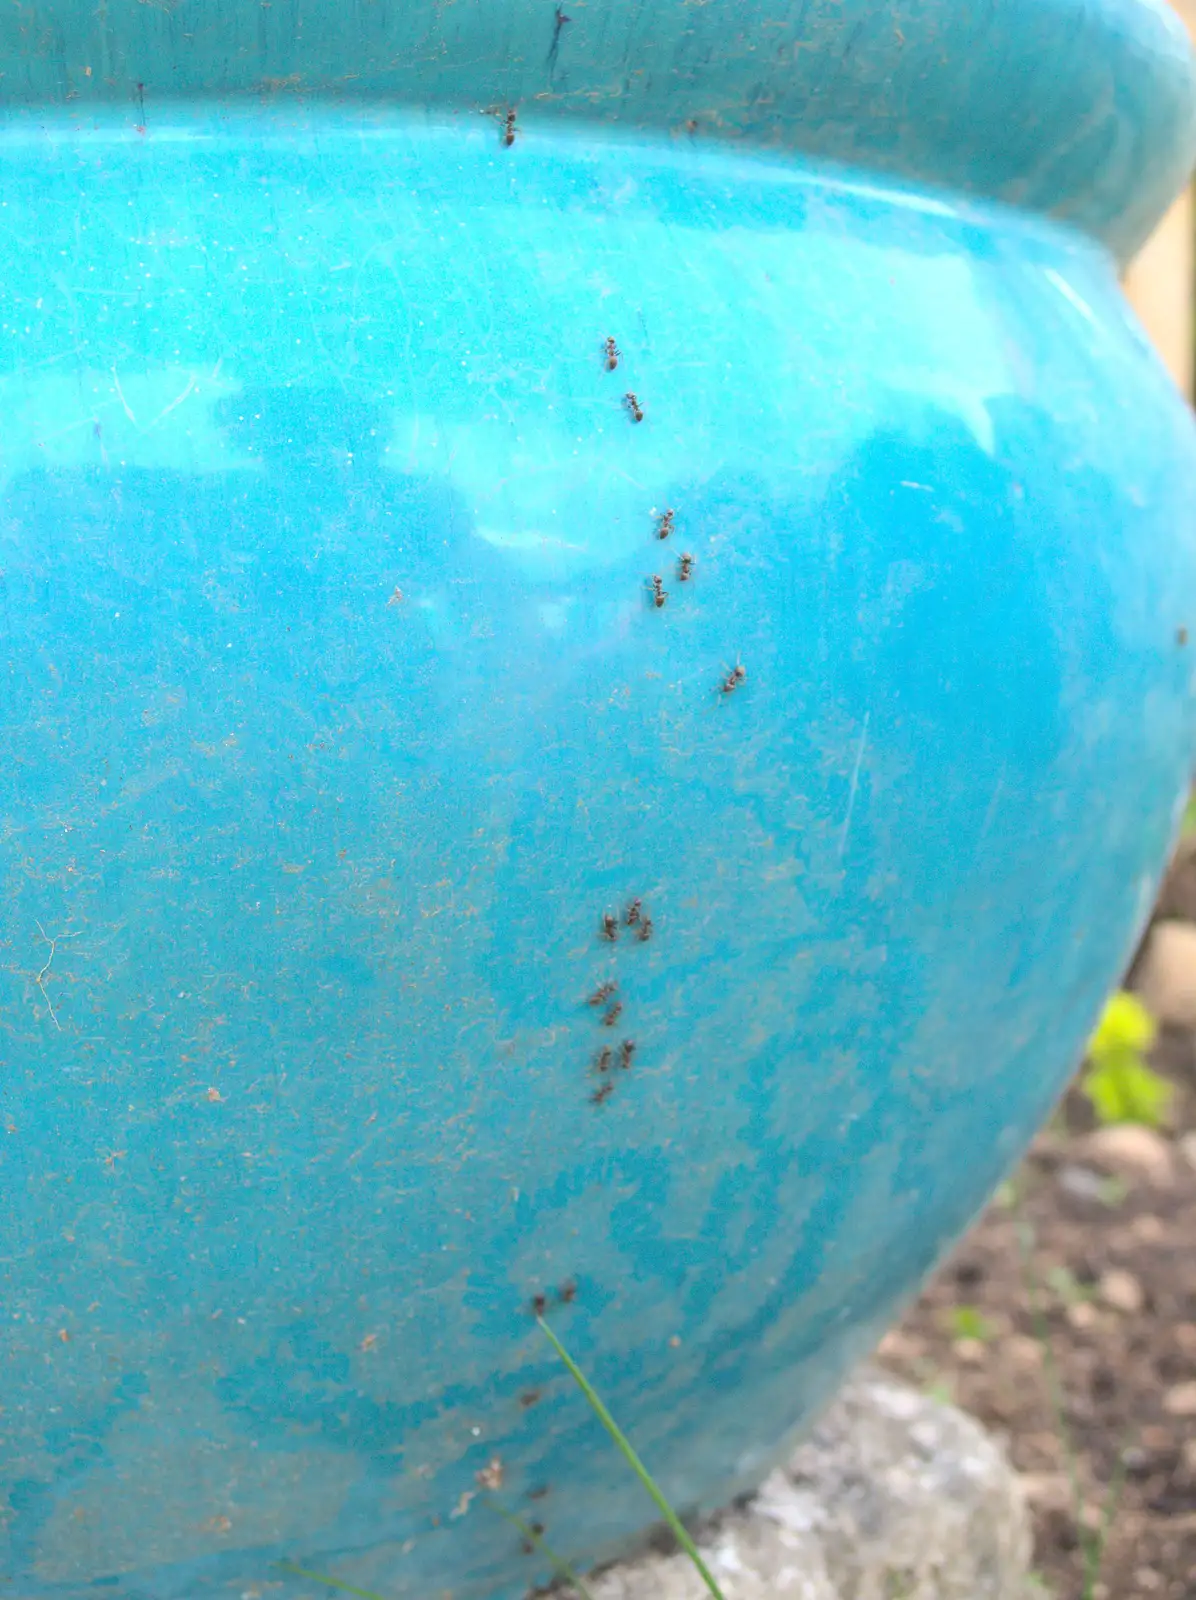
587;981;617;1006
624;392;644;423
637;917;653;942
528;1485;550;1501
594;1046;613;1073
678;552;694;581
620;1039;636;1069
502;108;518;147
719;662;747;696
557;1280;577;1304
1179;626;1189;647
601;1000;623;1027
651;575;667;609
591;1081;615;1105
655;508;674;540
600;913;618;941
519;1389;542;1409
530;1292;548;1316
603;337;619;371
521;1520;547;1552
624;898;642;926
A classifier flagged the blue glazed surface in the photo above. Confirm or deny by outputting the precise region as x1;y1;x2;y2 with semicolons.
1;0;1195;258
2;4;1196;1598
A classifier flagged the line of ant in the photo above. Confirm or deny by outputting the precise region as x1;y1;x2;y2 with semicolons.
529;1279;576;1318
587;899;649;1106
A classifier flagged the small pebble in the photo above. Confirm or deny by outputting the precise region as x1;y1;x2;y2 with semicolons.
1120;1444;1152;1477
1006;1334;1044;1370
1179;1130;1196;1173
1066;1302;1098;1331
1131;1213;1166;1243
1058;1164;1108;1202
1175;1322;1196;1353
877;1329;925;1363
1163;1380;1196;1417
1134;1568;1163;1592
1081;1124;1174;1187
952;1337;987;1364
1183;1438;1196;1473
1098;1268;1144;1314
1135;919;1196;1026
1018;1471;1072;1513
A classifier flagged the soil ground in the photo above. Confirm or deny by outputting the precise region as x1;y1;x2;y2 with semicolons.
878;855;1196;1600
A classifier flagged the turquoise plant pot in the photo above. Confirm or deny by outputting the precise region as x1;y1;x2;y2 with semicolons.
2;1;1195;1596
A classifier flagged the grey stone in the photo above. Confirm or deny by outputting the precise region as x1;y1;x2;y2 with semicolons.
589;1368;1031;1600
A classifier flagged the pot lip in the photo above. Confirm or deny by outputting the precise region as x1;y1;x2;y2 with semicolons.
1;0;1193;260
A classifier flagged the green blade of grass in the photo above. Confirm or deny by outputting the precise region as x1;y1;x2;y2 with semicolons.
274;1560;388;1600
487;1497;599;1600
537;1316;726;1600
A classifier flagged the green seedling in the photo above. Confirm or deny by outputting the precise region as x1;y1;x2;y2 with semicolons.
487;1499;598;1600
279;1497;596;1600
275;1562;387;1600
1045;1264;1094;1307
943;1304;995;1343
1016;1219;1128;1600
1080;991;1171;1128
537;1317;727;1600
922;1375;956;1406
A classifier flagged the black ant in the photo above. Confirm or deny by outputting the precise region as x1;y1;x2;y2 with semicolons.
557;1279;577;1304
620;1039;636;1069
719;662;746;696
600;913;618;941
601;1000;623;1027
519;1389;542;1409
650;575;667;609
603;337;619;371
530;1293;548;1316
655;508;674;540
625;392;644;423
587;981;617;1006
624;898;642;926
1179;626;1189;647
528;1485;550;1501
637;917;653;942
594;1046;613;1073
502;108;518;147
678;552;694;581
521;1520;547;1552
591;1081;615;1105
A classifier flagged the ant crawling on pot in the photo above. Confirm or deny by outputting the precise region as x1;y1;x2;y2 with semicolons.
482;104;519;147
624;392;644;423
587;980;617;1007
599;912;619;942
591;1080;615;1106
719;661;747;696
654;508;674;540
603;337;620;371
650;575;667;609
677;552;694;582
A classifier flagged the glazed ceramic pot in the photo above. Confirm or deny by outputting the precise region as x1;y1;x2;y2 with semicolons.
2;1;1196;1596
